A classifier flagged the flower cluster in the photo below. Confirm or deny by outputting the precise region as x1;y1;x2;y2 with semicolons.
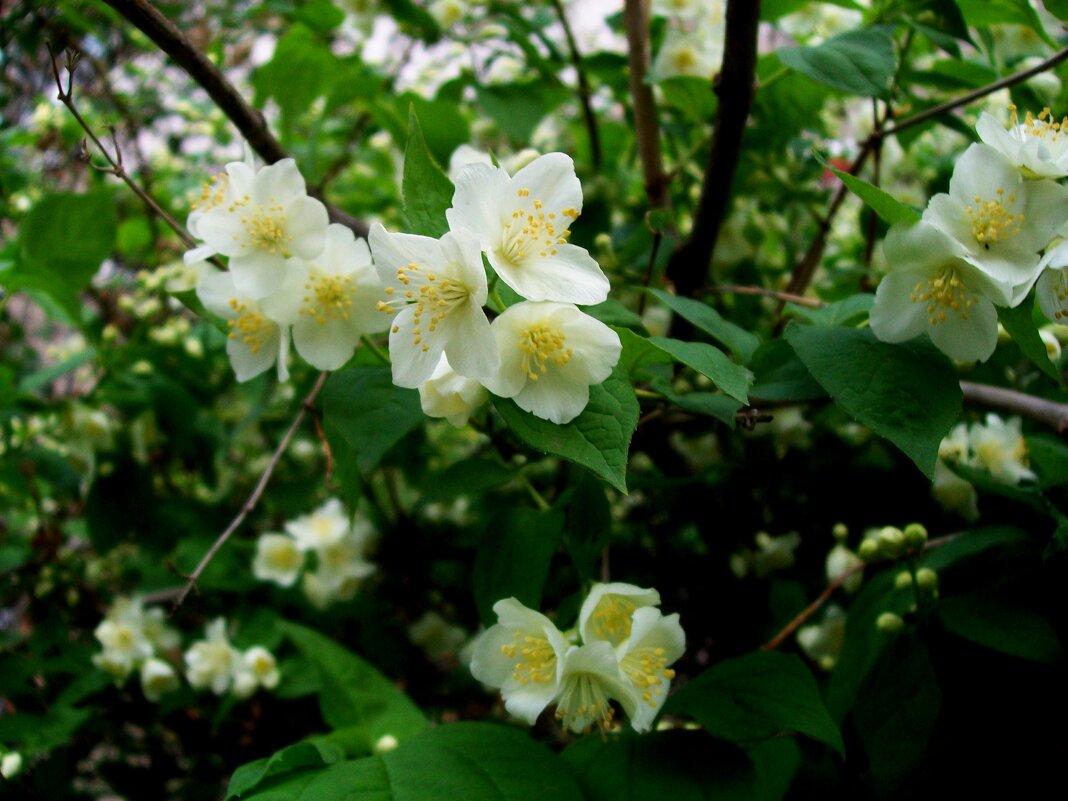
871;107;1068;362
187;149;383;381
252;497;377;609
372;151;621;425
470;583;684;734
932;414;1035;518
184;618;279;698
651;0;725;81
92;596;181;702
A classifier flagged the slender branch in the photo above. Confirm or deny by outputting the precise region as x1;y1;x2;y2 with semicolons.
761;532;959;651
174;372;329;608
549;0;601;170
100;0;369;238
961;381;1068;435
665;0;761;299
706;284;823;307
48;46;197;249
623;0;670;213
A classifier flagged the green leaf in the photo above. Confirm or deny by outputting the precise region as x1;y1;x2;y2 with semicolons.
417;459;513;505
954;0;1055;45
663;651;845;755
280;620;426;744
749;340;826;402
322;366;424;472
562;471;612;579
783;294;875;328
402;106;455;238
1047;0;1068;20
648;336;754;403
252;25;338;125
564;730;801;801
815;154;921;225
236;723;584;801
0;706;92;755
477;81;566;142
19;191;117;289
854;634;942;794
784;325;962;478
647;288;761;363
1026;435;1068;488
227;735;348;799
617;327;675;376
493;366;639;493
778;27;896;96
998;297;1063;385
657;76;717;123
473;507;565;624
938;585;1064;664
585;300;646;331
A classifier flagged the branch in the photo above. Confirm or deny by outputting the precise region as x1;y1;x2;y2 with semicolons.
961;381;1068;435
101;0;369;238
666;0;761;299
706;283;823;307
550;0;601;170
174;371;329;608
761;533;959;651
623;0;669;213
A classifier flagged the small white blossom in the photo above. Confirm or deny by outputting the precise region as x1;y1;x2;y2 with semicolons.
418;353;488;426
1;752;22;780
481;301;621;424
285;498;350;552
797;605;847;671
184;619;241;695
616;607;684;732
446;153;610;304
1035;240;1068;322
578;582;661;647
977;107;1068;179
140;658;180;702
252;533;305;587
969;414;1036;484
553;641;638;734
92;598;155;680
232;646;280;699
653;29;723;80
826;543;864;593
370;224;498;388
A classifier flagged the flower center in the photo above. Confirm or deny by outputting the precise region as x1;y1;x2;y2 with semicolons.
1011;104;1067;142
302;274;354;324
587;595;637;645
622;646;676;707
240;200;292;256
554;673;615;732
500;632;555;685
192;173;229;211
518;324;572;381
269;543;302;570
909;268;979;327
500;188;576;264
966;189;1024;248
377;263;469;353
228;299;272;353
670;45;700;74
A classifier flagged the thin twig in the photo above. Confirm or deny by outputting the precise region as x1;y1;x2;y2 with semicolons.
961;381;1068;435
174;372;329;608
48;45;197;249
101;0;369;238
549;0;601;170
707;284;823;307
623;0;670;213
761;532;959;651
666;0;762;299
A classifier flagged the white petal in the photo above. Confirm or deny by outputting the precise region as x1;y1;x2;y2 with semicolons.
490;244;609;305
923;194;976;251
284;197;329;259
446;163;510;241
227;326;280;382
196;207;247;257
368;223;445;287
196;269;239;319
869;271;930;344
949;144;1021;209
1018;179;1068;252
503;682;559;725
293;317;359;370
229;252;288;299
442;301;498;379
252;158;306;205
509;152;583;217
439;229;488;303
928;296;998;362
389;306;445;387
185;244;216;265
515;371;590;424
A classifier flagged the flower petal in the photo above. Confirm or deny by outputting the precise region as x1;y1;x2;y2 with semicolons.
284;196;329;260
446;163;510;240
442;301;498;379
490;244;609;304
509;152;583;218
389;306;445;387
928;295;998;362
869;270;930;344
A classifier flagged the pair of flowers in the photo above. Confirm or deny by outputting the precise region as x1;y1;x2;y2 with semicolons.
187;149;621;425
92;596;182;701
470;583;685;734
870;108;1068;363
252;497;376;609
184;618;280;698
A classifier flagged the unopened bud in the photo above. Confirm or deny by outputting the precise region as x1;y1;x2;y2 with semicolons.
1;751;22;779
894;571;914;590
858;539;880;561
876;612;904;634
832;523;848;542
373;734;399;754
903;523;928;548
915;567;938;590
877;526;905;556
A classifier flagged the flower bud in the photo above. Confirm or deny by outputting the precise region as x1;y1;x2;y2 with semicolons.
876;612;904;634
876;526;905;557
903;523;928;548
858;538;881;561
894;571;914;590
915;567;938;590
1;751;22;779
832;522;848;542
373;734;399;754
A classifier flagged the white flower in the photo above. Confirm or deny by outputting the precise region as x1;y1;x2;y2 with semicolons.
232;646;280;699
141;607;181;652
969;414;1036;484
429;0;465;27
797;605;846;671
470;598;570;725
140;658;180;702
651;0;712;21
553;641;638;733
252;533;305;587
578;582;661;647
92;599;154;679
932;459;979;520
370;224;498;388
653;29;723;80
300;521;376;609
419;354;488;426
921;143;1066;286
184;618;241;695
826;543;863;593
977;108;1068;179
196;268;292;382
446;153;610;304
752;531;801;577
285;224;385;370
285;498;350;551
1;752;22;780
616;607;684;732
481;301;621;424
1035;240;1068;321
186;158;328;298
870;220;1013;362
